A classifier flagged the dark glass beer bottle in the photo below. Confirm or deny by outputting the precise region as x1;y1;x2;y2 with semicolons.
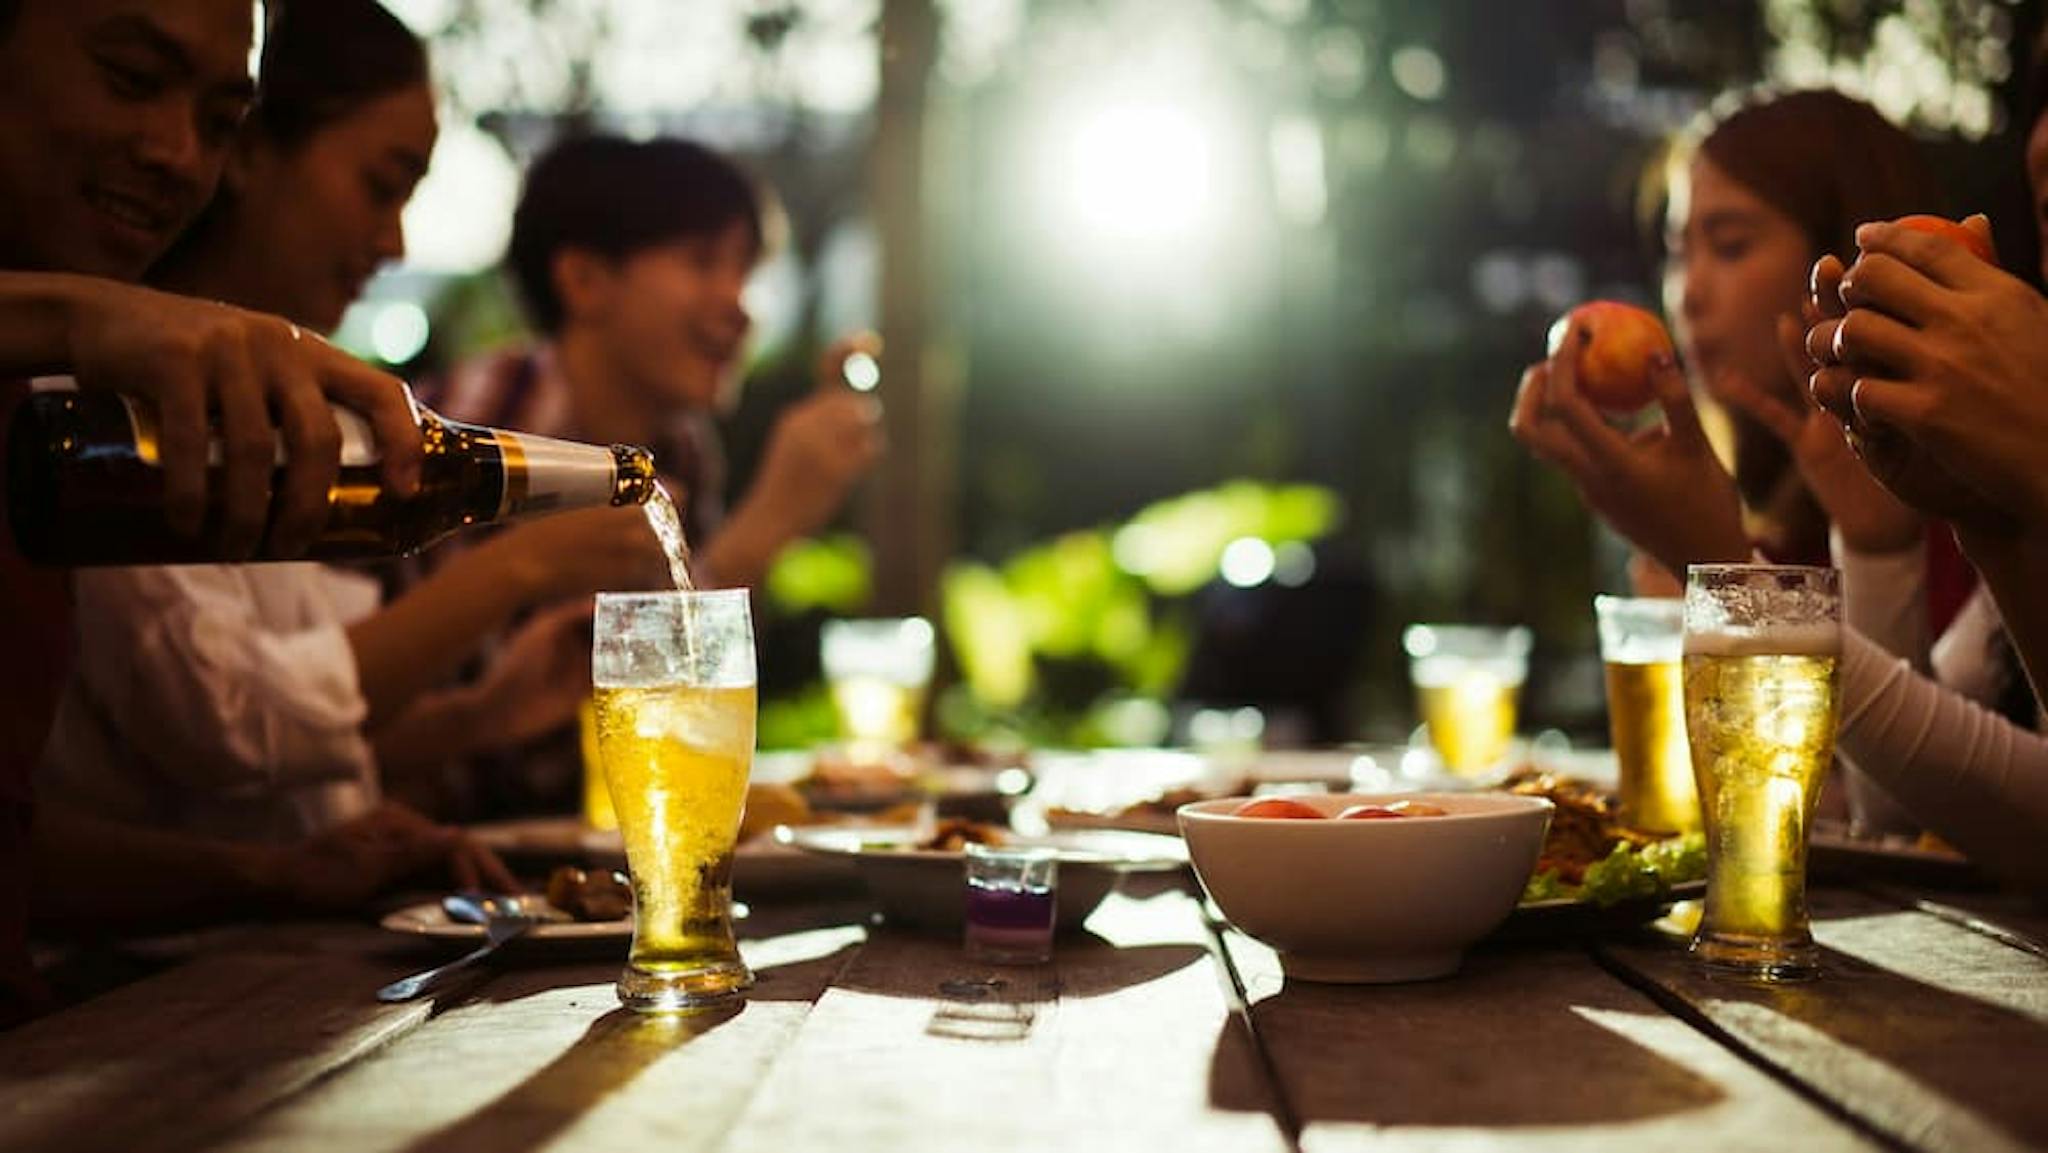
5;388;656;565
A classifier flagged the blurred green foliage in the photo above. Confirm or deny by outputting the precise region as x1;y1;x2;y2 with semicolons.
758;683;841;751
938;479;1340;744
764;533;873;615
1118;481;1341;596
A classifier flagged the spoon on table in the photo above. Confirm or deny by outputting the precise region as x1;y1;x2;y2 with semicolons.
374;894;546;1003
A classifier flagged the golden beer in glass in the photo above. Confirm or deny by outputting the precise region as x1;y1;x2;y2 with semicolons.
1682;566;1840;982
1404;624;1530;776
593;589;756;1011
820;617;935;760
578;697;618;831
1594;596;1699;834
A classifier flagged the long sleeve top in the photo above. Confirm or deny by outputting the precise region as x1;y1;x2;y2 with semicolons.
38;563;383;842
1837;625;2048;895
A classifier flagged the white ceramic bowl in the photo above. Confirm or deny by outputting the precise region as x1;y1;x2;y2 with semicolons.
1178;792;1552;984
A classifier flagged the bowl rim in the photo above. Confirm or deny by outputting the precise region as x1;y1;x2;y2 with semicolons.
777;824;1187;870
1176;791;1554;824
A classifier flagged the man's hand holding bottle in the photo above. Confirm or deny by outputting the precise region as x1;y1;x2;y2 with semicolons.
56;275;423;558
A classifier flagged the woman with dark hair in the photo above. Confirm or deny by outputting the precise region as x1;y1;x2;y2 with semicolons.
1656;91;1945;570
40;0;666;843
149;0;436;332
1510;88;2048;895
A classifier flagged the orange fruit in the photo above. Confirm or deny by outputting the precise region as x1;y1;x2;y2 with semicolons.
1545;301;1674;414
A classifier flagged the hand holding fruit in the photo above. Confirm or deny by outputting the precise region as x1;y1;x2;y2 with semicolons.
1804;253;1992;528
1511;304;1749;580
1806;215;2045;530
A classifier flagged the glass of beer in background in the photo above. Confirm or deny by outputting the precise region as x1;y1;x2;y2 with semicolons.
1595;596;1699;834
821;617;936;758
1682;565;1841;983
1403;624;1531;776
593;589;757;1012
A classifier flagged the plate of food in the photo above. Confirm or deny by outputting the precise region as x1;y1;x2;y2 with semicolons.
765;742;1034;819
1492;769;1707;940
779;819;1189;933
378;868;636;943
462;785;906;899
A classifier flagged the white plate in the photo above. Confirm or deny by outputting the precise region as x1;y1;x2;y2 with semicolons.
778;824;1187;932
378;900;632;942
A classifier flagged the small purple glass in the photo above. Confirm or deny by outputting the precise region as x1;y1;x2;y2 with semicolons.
963;844;1058;965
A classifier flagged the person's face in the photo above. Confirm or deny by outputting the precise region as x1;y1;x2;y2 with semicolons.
0;0;256;279
1661;155;1813;401
230;82;436;332
586;219;756;411
2026;109;2048;285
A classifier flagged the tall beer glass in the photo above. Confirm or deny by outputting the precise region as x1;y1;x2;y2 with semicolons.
1682;565;1841;982
1594;596;1699;834
593;589;756;1011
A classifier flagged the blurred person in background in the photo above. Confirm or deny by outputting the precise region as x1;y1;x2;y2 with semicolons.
393;134;884;818
40;0;669;846
0;0;500;1026
1508;88;2048;895
437;135;882;589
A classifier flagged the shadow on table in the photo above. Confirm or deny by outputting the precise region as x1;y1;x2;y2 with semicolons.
833;931;1207;996
455;924;866;1013
822;926;1208;1043
391;1006;733;1153
1609;939;2048;1147
1209;948;1727;1129
368;896;874;1010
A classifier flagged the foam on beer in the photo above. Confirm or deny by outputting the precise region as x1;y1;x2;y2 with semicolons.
1683;622;1840;657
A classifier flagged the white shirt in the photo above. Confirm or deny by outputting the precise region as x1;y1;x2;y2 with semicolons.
1831;531;2017;835
39;563;383;842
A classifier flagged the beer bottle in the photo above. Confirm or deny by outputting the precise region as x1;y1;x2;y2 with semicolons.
5;387;656;565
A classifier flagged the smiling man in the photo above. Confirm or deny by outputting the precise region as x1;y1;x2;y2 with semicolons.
0;0;483;1028
0;0;258;278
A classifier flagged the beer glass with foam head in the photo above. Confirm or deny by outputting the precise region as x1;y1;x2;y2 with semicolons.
1682;566;1841;982
1594;596;1699;834
593;589;756;1011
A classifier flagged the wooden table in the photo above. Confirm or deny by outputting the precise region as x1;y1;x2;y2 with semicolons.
3;876;2044;1153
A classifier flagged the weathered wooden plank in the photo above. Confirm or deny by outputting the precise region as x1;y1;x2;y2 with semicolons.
1217;928;1878;1153
1860;885;2048;963
0;948;437;1153
1600;888;2048;1153
209;908;869;1153
713;888;1291;1153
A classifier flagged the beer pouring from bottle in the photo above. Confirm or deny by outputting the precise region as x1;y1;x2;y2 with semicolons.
6;386;659;565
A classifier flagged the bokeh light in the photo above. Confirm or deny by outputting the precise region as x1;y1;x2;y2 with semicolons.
1058;103;1219;243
